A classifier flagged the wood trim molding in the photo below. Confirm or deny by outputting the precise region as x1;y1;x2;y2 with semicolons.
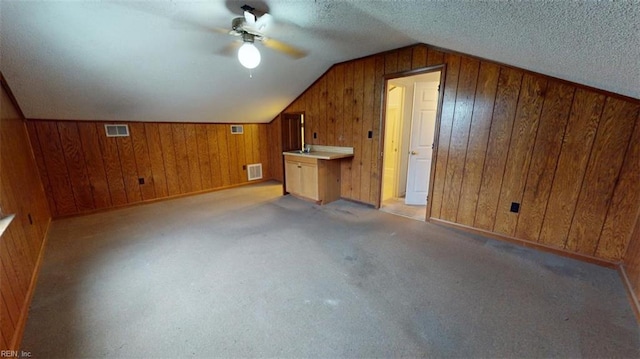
52;179;273;220
430;217;619;269
10;217;51;350
618;265;640;323
0;72;27;119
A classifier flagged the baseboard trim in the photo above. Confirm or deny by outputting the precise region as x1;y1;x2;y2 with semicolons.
53;179;275;219
10;217;52;350
429;218;619;269
618;265;640;323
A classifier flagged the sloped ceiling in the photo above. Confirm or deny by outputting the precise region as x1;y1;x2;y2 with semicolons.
1;1;638;124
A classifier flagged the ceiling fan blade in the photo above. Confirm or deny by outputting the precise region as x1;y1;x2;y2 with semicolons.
261;38;307;59
217;41;242;57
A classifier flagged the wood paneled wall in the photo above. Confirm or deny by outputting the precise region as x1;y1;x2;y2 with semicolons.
0;77;51;350
27;121;272;217
269;43;640;265
623;214;640;311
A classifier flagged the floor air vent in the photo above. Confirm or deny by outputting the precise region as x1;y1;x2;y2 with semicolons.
247;163;263;181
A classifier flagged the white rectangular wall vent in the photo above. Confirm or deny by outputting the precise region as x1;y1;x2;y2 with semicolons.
247;163;263;181
104;124;130;137
230;125;244;134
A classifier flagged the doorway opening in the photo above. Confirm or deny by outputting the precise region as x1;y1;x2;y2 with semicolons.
281;112;304;152
380;70;442;221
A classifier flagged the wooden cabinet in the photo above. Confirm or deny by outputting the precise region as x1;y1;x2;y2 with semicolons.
284;155;341;204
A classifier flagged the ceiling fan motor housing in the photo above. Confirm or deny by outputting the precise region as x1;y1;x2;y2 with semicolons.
231;17;245;32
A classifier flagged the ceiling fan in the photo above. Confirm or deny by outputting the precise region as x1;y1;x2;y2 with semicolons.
226;4;307;69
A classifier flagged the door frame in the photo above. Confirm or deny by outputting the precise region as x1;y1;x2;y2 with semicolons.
377;65;446;221
281;111;305;195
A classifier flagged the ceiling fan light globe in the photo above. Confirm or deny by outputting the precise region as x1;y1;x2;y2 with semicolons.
238;43;261;69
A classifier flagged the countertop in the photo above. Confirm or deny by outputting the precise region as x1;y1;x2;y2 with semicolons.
283;145;354;160
283;151;354;160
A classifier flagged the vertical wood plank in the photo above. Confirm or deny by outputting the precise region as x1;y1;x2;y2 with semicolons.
1;326;7;350
35;121;78;214
566;99;639;255
258;125;270;177
360;57;375;202
473;67;523;230
430;54;462;218
440;56;480;221
242;125;253;181
0;239;26;307
184;124;203;192
0;267;18;339
341;62;354;197
77;122;112;209
207;125;224;188
369;54;385;205
249;124;260;165
351;59;365;202
172;124;192;194
226;128;240;184
411;45;428;69
493;74;548;235
157;123;181;196
318;76;328;146
129;123;156;201
456;62;500;225
397;47;413;72
116;134;142;203
597;112;640;260
384;51;399;75
306;84;317;146
233;130;247;183
538;89;605;248
57;121;95;211
96;124;129;205
25;121;58;215
217;125;233;186
268;117;283;181
195;124;213;189
515;82;575;241
0;235;28;300
326;68;337;146
243;124;255;164
427;50;445;66
144;123;169;198
334;64;345;145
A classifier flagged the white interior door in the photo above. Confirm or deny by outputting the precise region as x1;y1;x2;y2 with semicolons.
405;80;439;205
382;87;403;201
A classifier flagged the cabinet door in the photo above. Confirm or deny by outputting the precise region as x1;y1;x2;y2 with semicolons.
300;163;319;200
285;160;301;195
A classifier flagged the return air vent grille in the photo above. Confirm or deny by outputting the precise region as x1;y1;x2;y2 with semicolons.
104;124;129;137
230;125;244;134
247;163;263;181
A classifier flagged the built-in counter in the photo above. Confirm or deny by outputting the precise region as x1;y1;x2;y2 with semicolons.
282;146;353;204
282;145;354;160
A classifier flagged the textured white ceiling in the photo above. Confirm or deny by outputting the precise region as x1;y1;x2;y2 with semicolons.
1;1;638;124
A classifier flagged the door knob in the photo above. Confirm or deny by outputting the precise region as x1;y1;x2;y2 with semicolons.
410;151;418;155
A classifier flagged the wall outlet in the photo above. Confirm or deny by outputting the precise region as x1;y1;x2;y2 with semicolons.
510;202;520;213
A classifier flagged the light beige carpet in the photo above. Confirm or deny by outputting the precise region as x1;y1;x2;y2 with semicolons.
21;181;640;358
